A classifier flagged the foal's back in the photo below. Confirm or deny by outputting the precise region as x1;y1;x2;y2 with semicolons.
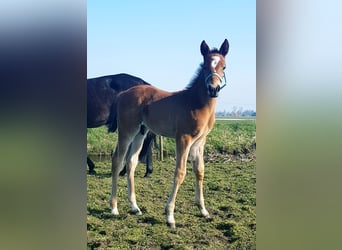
117;84;216;138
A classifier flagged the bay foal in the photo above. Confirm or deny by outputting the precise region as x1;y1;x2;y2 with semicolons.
110;40;229;228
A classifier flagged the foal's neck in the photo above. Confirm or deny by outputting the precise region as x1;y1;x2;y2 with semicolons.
189;71;217;110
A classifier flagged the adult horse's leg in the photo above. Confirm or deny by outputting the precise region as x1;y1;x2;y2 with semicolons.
190;137;210;218
141;132;155;177
119;143;132;177
165;135;192;228
125;130;147;214
118;132;154;177
144;142;153;178
119;166;127;176
87;156;96;174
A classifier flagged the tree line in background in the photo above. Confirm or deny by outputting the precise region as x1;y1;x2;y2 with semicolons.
216;107;256;117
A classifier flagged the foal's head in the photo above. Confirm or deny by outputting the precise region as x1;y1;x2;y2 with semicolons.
200;39;229;98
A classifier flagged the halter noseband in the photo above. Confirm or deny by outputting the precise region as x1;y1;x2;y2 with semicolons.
205;71;227;90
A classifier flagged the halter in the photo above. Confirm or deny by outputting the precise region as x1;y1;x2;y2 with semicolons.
205;71;227;90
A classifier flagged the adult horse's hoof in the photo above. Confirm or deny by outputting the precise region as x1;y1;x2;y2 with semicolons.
88;169;96;175
143;173;151;178
119;168;126;176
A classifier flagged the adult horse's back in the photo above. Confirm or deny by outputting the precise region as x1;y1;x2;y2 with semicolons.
87;73;155;176
87;73;150;129
110;40;229;228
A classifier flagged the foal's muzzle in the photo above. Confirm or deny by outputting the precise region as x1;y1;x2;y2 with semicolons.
208;85;221;98
205;72;227;98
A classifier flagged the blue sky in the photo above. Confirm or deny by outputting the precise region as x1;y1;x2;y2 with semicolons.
87;1;255;112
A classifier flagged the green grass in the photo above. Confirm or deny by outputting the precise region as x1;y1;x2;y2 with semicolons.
87;119;256;158
87;159;256;249
87;120;256;249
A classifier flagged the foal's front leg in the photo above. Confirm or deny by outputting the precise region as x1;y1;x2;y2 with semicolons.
191;138;210;218
166;135;192;228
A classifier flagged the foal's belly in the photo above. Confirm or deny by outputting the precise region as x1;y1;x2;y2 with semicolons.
143;117;176;138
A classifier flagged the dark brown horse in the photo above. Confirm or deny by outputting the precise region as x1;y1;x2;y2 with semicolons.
109;40;229;228
87;73;156;177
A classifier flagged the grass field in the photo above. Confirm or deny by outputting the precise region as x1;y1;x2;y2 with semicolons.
87;119;256;159
87;120;256;249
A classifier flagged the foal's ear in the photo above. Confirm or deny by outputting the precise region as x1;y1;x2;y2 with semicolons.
219;39;229;56
200;40;210;56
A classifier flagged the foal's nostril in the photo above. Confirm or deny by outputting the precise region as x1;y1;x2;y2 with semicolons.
208;85;220;97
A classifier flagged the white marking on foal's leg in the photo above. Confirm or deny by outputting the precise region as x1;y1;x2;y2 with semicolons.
110;192;119;215
200;208;210;218
110;190;119;215
111;207;119;215
167;214;176;228
196;194;210;218
166;196;177;228
196;193;210;218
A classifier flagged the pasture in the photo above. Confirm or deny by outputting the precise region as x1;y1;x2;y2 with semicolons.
87;119;256;249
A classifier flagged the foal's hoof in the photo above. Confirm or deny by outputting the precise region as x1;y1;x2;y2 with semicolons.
203;213;211;219
131;209;142;215
111;208;119;215
167;222;176;229
131;205;142;215
166;215;176;228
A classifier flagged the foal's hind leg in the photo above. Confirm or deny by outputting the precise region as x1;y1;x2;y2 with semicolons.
110;134;132;215
125;130;147;215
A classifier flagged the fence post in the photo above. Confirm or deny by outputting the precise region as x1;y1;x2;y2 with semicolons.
159;135;163;161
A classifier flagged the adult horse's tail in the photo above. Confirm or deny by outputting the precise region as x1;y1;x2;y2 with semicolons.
106;97;118;132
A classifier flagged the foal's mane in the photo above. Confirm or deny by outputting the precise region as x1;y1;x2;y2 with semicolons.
185;47;221;90
185;64;204;90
